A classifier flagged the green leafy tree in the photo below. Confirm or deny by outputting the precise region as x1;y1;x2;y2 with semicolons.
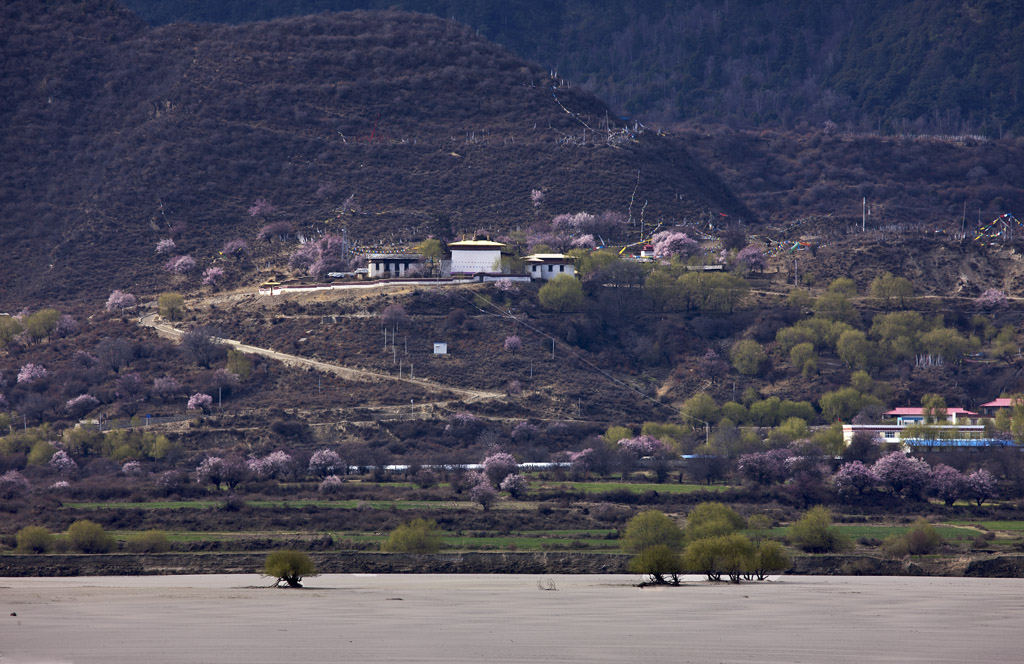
381;518;443;554
682;533;755;582
644;270;680;312
604;425;632;446
789;341;817;377
264;549;318;588
66;520;116;553
827;277;857;296
0;316;24;348
786;288;813;309
627;544;683;585
787;506;849;553
748;540;791;580
621;510;684;554
921;393;948;424
814;291;855;323
685;501;746;541
869;272;913;311
226;349;253;381
538;275;585;312
681;392;719;426
24;309;61;342
730;339;767;376
158;292;185;321
16;526;53;553
920;327;972;363
415;238;445;276
837;330;876;371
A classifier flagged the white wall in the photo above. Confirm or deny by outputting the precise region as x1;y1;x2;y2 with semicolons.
450;249;501;274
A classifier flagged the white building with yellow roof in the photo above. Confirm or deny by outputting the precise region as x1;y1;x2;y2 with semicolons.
448;239;506;274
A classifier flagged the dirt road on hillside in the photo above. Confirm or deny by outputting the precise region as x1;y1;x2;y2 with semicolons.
138;313;502;402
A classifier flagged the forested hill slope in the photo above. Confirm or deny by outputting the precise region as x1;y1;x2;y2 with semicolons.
0;0;746;308
120;0;1024;137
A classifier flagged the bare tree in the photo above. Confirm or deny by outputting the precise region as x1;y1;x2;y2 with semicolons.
181;326;224;368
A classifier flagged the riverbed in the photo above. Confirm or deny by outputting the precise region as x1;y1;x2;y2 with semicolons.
2;574;1022;663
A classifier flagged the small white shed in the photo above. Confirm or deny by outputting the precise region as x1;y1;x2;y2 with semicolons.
433;342;448;355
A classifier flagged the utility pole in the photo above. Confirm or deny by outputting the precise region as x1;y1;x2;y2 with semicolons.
862;197;866;232
551;339;555;359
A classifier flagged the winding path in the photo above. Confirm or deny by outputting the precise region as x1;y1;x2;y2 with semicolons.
138;313;502;402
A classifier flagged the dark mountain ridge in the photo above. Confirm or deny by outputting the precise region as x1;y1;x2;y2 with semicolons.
120;0;1024;137
0;0;747;308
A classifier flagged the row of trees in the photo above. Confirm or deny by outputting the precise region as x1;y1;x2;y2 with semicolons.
622;504;789;585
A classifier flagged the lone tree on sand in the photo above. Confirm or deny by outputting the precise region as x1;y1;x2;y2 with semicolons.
264;550;317;588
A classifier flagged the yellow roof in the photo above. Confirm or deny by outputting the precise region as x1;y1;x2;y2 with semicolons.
448;240;505;248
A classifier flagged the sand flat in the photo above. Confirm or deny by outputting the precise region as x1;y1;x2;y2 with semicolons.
1;574;1023;663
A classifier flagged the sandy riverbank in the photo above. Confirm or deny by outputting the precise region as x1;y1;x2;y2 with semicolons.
2;574;1023;663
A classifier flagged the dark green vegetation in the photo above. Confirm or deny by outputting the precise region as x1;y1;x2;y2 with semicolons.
122;0;1024;136
264;549;317;587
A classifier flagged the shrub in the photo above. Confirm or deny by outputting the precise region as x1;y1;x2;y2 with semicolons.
686;502;746;538
787;506;849;553
16;526;53;553
126;530;171;553
748;540;791;580
538;275;585;311
264;549;317;588
470;479;498;510
318;475;345;494
105;290;137;312
729;339;767;376
683;534;755;582
500;473;528;498
621;510;684;554
166;255;197;275
628;544;683;585
158;292;185;320
883;518;944;556
381;518;443;554
66;519;116;553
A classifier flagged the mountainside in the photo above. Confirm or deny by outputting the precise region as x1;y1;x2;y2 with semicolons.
120;0;1024;137
0;0;747;308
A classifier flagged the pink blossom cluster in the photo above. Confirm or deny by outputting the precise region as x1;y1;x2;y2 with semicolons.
0;470;31;498
49;449;78;477
308;449;344;478
17;363;47;384
318;474;345;494
650;231;699;259
618;434;669;458
166;255;197;275
248;197;275;217
187;392;212;412
481;452;519;485
155;239;176;254
737;449;794;485
249;451;293;480
203;267;225;286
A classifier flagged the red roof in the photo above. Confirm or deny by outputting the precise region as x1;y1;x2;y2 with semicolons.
981;398;1014;408
884;407;978;416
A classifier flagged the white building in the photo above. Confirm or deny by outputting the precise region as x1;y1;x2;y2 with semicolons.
366;253;423;279
523;253;575;281
448;240;505;275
